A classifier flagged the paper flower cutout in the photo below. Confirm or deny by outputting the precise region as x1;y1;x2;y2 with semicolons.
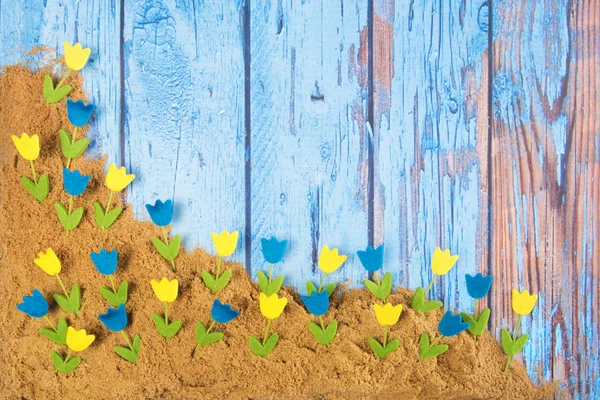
370;302;402;359
250;293;287;357
261;236;288;264
145;199;173;227
411;247;458;314
503;288;538;372
300;291;329;317
202;230;239;293
146;199;180;272
64;41;91;71
66;98;94;127
91;249;128;307
439;311;469;337
94;163;135;230
12;133;49;201
419;311;467;360
357;245;384;272
431;248;459;276
99;304;128;332
193;300;240;354
151;278;182;339
35;248;81;315
63;168;90;196
318;245;347;274
56;168;90;236
90;249;118;275
51;326;95;374
211;299;240;324
17;289;49;318
461;273;493;341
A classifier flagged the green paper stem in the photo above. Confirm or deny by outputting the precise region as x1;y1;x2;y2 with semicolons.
101;191;114;231
430;334;443;348
64;349;73;363
65;196;74;237
504;315;523;372
29;160;38;183
474;299;479;320
423;274;438;298
383;325;389;348
206;321;215;335
374;272;380;285
215;256;222;280
121;330;134;351
44;316;57;332
66;127;78;169
55;69;71;91
262;319;272;346
318;273;327;293
319;316;325;331
268;264;273;283
56;275;70;301
161;226;176;272
109;275;117;294
164;302;169;325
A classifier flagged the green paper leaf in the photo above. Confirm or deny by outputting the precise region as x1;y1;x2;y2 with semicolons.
195;321;207;343
257;271;269;294
53;292;78;314
43;74;55;99
268;275;285;295
386;338;400;353
94;202;122;229
249;333;279;357
114;346;138;363
307;321;324;340
20;175;49;202
50;350;80;374
39;318;68;345
418;332;448;359
132;334;142;353
100;282;128;307
59;129;72;158
501;328;529;356
56;203;84;231
213;269;232;293
306;281;317;295
462;308;491;337
94;202;106;227
69;284;81;313
203;332;224;345
379;272;393;299
68;138;90;159
363;279;380;297
116;281;129;305
55;202;69;228
258;272;285;296
411;287;443;313
324;283;336;297
46;84;72;104
201;271;217;291
152;313;182;339
369;337;400;359
307;320;338;346
151;234;180;261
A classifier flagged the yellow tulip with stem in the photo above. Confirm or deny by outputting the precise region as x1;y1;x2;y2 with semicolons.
202;230;238;293
34;248;81;315
411;248;459;313
51;326;95;374
12;133;49;202
150;278;182;339
370;303;403;359
94;163;135;230
503;288;538;372
249;293;287;357
44;41;91;104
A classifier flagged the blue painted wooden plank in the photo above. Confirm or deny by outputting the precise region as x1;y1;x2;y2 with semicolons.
373;0;490;313
491;0;599;397
123;0;246;259
0;0;122;165
250;0;370;290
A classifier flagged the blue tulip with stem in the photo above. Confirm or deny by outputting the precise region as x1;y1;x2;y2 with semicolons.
358;245;392;302
61;99;94;169
461;273;493;341
193;299;240;356
98;304;141;363
91;249;129;307
146;199;180;272
257;237;288;296
419;311;470;359
55;168;90;237
301;290;338;346
17;289;68;345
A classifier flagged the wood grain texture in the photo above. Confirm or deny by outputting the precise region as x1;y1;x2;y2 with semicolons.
122;0;246;260
491;0;599;397
250;0;370;289
373;0;491;312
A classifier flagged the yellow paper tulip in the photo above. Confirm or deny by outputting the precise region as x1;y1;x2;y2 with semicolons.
63;41;91;71
511;289;538;316
431;247;459;276
105;163;135;192
374;303;403;326
11;133;40;161
34;248;62;276
151;278;178;303
259;292;287;320
318;245;347;274
212;230;239;257
66;326;95;352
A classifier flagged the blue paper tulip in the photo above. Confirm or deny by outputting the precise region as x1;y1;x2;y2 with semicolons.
357;245;385;272
66;98;94;127
145;199;173;227
260;236;288;264
63;168;91;196
438;310;470;337
211;299;240;324
98;304;128;332
90;249;118;275
16;289;49;318
465;273;493;300
300;291;330;317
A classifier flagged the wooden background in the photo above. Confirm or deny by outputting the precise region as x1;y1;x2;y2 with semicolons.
0;0;598;397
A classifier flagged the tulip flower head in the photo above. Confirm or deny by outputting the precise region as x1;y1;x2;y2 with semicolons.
66;98;94;127
511;289;538;316
17;289;49;318
431;248;459;276
300;291;330;317
90;249;118;275
374;303;403;327
66;327;95;352
438;311;470;337
202;230;239;293
106;163;135;192
318;245;347;274
465;273;493;300
211;299;240;324
34;248;62;276
63;168;90;197
64;41;91;71
98;304;128;332
357;245;384;273
260;293;287;320
146;199;180;272
12;133;49;201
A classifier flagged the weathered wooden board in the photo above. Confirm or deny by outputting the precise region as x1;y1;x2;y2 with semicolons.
372;0;491;314
491;0;599;397
122;0;246;261
250;0;370;288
